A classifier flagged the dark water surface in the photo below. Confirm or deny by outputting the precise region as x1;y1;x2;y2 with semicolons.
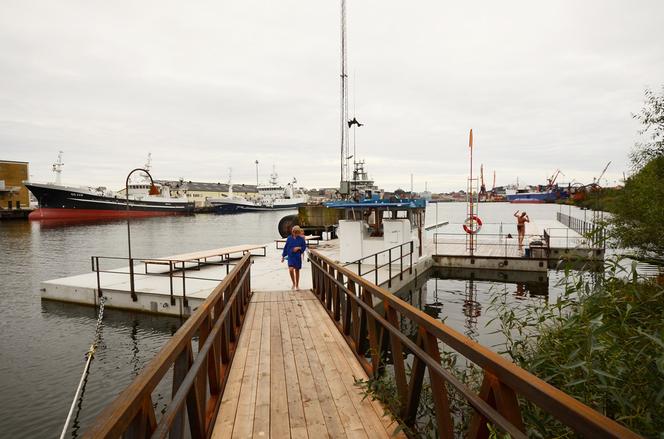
0;212;287;438
0;203;654;437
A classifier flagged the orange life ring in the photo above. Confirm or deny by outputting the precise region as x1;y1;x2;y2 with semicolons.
463;215;483;235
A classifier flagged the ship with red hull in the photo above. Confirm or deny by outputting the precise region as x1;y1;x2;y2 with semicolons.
26;182;194;220
25;153;194;220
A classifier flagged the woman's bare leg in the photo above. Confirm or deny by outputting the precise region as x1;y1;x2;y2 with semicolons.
294;269;300;289
288;267;296;288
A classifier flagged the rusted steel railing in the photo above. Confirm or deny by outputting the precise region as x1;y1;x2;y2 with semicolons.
308;249;640;438
83;253;252;439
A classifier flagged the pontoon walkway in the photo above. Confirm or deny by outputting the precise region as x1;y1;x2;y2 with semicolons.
212;290;402;438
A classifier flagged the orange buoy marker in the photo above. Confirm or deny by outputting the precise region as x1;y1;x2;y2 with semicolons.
463;215;482;235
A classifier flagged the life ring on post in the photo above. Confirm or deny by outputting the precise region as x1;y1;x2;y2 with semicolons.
463;215;482;235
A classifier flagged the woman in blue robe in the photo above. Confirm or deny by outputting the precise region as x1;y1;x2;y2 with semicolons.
281;225;307;289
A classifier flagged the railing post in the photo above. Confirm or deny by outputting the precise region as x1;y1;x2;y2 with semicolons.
335;271;343;321
400;244;404;281
95;257;102;298
182;262;188;308
374;253;378;285
170;346;190;439
409;241;413;274
129;257;137;302
169;261;175;306
388;248;392;288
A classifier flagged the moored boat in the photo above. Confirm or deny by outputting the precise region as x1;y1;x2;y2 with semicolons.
209;167;307;213
26;153;194;220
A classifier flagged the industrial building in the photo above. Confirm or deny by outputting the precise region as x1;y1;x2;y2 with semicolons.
156;180;259;208
0;160;29;210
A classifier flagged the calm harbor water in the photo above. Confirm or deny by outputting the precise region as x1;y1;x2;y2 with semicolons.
0;202;647;437
0;211;287;438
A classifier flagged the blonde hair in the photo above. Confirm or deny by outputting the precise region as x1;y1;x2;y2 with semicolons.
291;225;303;235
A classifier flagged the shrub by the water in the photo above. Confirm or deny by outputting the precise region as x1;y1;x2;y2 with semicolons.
490;261;664;438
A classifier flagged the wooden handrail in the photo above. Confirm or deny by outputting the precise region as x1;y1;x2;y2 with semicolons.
308;249;640;438
83;253;253;439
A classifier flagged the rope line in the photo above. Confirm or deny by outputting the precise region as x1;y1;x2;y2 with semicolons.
59;297;106;439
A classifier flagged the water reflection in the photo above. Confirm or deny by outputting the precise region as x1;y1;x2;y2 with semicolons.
395;267;551;349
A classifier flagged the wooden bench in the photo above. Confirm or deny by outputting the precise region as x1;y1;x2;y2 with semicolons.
144;244;267;273
275;235;321;250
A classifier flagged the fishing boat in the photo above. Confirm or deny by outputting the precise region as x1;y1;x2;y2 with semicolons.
209;168;307;213
26;153;194;220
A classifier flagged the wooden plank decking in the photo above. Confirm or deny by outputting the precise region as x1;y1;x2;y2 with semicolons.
212;289;404;439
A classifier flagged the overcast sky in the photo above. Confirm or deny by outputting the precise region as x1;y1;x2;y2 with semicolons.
1;0;662;192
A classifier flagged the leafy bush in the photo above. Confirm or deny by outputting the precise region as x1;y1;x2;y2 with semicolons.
491;259;664;438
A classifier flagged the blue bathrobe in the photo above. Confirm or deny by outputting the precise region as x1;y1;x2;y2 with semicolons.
282;235;307;269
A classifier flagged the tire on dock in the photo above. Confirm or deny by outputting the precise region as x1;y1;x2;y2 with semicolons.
278;214;299;238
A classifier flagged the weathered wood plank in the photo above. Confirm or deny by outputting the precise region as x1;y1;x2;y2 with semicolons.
229;301;263;438
279;300;309;439
285;293;330;438
211;301;257;439
269;300;291;438
212;290;400;439
293;295;347;438
252;302;271;436
307;297;406;438
300;297;373;438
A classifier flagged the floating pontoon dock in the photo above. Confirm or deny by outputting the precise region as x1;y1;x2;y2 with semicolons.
41;215;605;316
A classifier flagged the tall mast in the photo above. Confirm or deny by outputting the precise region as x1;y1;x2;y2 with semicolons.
340;0;349;188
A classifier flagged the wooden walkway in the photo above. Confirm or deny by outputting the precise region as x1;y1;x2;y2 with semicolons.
211;290;403;439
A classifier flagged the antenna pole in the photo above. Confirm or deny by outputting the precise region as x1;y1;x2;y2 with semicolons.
340;0;349;189
255;160;259;186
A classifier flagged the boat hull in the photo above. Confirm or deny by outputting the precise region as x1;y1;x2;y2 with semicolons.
25;183;194;220
507;190;568;203
239;204;302;212
28;208;187;220
509;198;545;204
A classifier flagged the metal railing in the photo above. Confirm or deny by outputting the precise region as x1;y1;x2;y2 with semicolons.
84;253;253;439
433;232;549;259
557;212;606;248
308;250;639;438
91;255;237;308
543;227;590;249
343;241;414;287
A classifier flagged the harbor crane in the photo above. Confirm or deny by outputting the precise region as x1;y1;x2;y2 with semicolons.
479;164;487;201
595;161;612;186
547;169;563;189
490;170;496;200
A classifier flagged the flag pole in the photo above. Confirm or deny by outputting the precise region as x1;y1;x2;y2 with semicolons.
469;129;474;255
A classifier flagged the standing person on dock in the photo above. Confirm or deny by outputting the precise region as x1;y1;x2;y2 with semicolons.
281;225;307;290
514;210;530;251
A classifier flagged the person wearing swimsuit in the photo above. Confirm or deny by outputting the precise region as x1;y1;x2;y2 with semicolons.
514;210;530;251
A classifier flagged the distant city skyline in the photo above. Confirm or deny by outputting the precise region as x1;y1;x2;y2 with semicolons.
1;1;662;192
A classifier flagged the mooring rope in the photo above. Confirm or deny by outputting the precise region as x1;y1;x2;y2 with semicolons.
59;297;106;439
